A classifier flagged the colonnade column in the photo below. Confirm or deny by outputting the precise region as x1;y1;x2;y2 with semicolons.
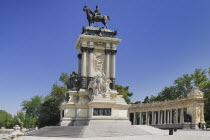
154;112;157;125
170;110;172;124
139;112;142;125
80;47;88;89
180;108;184;124
110;50;117;89
167;110;170;124
160;111;163;124
158;111;160;124
146;112;148;125
175;109;178;124
164;110;166;124
133;113;136;125
87;48;94;87
152;111;154;125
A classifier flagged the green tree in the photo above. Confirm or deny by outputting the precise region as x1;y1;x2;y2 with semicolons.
133;101;141;104
37;83;66;127
13;111;37;128
115;84;133;104
59;72;70;87
13;111;25;127
0;110;13;128
21;95;43;118
142;96;150;103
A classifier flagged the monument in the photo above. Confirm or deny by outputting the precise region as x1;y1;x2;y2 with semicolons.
60;6;130;126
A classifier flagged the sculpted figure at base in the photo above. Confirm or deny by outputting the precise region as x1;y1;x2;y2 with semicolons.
68;72;78;90
88;73;111;98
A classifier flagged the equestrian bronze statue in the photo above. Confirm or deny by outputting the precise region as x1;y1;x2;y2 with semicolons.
83;5;110;28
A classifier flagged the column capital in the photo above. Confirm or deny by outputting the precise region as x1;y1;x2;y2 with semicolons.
88;47;94;53
105;49;111;55
111;50;117;55
81;47;88;52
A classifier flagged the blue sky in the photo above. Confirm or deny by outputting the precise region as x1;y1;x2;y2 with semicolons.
0;0;210;115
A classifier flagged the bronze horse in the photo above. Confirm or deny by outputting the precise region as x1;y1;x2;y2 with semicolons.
83;6;110;28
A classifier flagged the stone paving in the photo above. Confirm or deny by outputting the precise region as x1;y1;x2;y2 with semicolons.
25;125;154;138
14;126;210;140
23;133;210;140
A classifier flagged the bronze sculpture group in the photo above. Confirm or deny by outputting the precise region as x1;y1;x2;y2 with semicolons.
83;5;110;28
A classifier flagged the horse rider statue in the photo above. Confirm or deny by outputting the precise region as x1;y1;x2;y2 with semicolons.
94;5;101;16
83;5;110;28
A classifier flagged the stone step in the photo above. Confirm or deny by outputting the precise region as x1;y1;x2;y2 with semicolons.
135;125;168;135
25;125;167;138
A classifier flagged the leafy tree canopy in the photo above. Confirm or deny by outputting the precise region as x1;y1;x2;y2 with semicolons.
0;110;13;128
13;111;36;128
37;83;66;127
21;95;43;118
115;84;133;104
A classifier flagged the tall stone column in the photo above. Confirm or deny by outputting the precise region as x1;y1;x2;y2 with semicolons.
110;50;117;89
154;112;157;125
170;110;173;124
180;108;184;124
167;110;170;124
139;112;142;125
87;48;94;87
78;53;82;78
176;109;178;124
158;110;160;124
80;47;88;89
146;112;148;125
160;111;163;124
104;49;110;78
133;112;136;125
152;111;154;125
164;110;166;124
148;112;150;125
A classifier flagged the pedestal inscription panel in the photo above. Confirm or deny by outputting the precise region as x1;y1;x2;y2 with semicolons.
93;108;111;116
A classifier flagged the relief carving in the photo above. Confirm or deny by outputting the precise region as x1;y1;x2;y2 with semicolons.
93;51;104;72
188;87;204;98
88;73;111;98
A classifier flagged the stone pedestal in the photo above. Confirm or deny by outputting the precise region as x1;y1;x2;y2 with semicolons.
60;27;130;126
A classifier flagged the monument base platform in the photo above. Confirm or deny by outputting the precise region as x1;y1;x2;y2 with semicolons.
60;119;131;126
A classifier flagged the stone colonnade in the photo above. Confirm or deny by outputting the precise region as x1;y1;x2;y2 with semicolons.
132;108;185;125
129;88;206;129
78;46;117;89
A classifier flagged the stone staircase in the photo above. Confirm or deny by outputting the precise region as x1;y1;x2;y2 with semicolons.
134;125;168;135
25;125;167;138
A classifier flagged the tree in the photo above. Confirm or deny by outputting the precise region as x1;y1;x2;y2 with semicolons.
59;72;70;87
13;111;36;128
13;111;25;128
115;85;133;104
21;95;43;118
133;101;141;104
142;96;150;103
0;110;13;128
37;83;66;127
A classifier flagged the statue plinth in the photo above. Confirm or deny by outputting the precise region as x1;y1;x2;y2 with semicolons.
60;27;130;126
